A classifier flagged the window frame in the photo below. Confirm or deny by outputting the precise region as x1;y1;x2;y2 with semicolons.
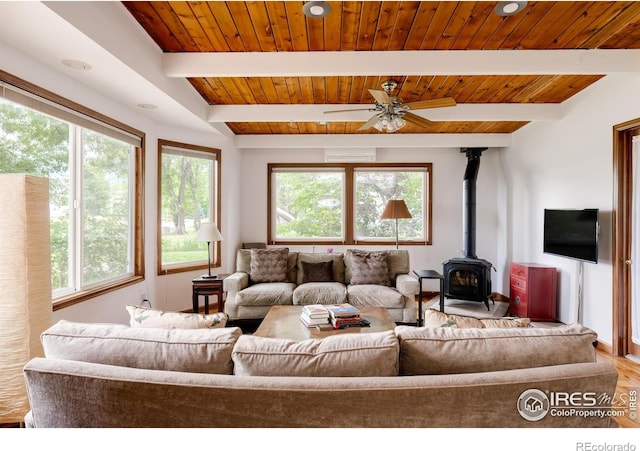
157;139;221;276
0;70;145;311
267;162;432;246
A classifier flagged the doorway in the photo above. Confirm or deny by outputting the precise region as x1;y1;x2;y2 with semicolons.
613;119;640;358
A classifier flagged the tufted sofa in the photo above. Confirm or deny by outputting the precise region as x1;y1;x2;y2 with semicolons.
23;320;619;428
223;248;418;323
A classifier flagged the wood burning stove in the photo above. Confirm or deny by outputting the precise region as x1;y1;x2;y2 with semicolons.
443;148;494;310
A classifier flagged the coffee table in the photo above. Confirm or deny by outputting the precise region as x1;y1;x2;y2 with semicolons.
254;305;396;341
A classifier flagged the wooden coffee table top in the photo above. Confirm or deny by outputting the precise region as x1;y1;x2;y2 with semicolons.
254;305;396;341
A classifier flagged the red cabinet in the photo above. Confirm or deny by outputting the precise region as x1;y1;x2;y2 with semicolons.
509;263;557;322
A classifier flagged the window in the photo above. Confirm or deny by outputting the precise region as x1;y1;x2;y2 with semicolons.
268;163;431;246
271;167;345;241
354;168;426;242
158;140;221;275
0;71;144;309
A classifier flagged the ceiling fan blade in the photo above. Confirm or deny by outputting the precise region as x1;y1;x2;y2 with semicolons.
369;88;392;105
324;108;375;114
405;97;457;110
403;112;434;128
357;115;380;131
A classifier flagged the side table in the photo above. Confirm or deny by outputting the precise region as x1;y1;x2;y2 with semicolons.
413;270;444;327
192;274;229;314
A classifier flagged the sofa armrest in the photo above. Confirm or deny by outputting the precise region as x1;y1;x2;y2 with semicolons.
396;273;419;296
224;272;249;293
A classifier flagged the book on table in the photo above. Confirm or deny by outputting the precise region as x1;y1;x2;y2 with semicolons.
326;303;360;318
300;304;330;327
331;318;370;329
326;303;370;329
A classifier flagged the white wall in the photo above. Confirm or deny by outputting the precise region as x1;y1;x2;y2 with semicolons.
238;146;503;294
502;73;640;345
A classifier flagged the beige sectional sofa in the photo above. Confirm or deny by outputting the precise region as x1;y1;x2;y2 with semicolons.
23;320;619;428
223;248;418;323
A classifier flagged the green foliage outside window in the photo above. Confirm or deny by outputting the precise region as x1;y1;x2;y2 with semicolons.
272;167;427;243
160;148;215;267
274;171;343;239
355;171;424;240
0;98;133;294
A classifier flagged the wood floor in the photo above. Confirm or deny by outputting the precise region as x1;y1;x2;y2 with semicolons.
595;347;640;428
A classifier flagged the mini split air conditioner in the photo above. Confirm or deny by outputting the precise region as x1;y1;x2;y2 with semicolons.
324;148;376;163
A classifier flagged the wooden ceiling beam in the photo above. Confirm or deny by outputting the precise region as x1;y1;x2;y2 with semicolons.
163;49;640;77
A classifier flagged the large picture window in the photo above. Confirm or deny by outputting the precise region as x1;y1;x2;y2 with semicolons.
158;140;221;275
0;71;144;309
268;163;431;246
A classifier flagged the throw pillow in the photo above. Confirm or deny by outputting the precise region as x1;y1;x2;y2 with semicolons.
347;250;390;286
232;330;399;377
301;260;334;283
423;308;485;328
126;305;227;329
423;308;530;328
41;320;242;374
250;247;289;283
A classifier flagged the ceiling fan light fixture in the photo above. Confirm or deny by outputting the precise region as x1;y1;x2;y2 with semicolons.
375;113;406;133
302;1;331;18
495;1;527;16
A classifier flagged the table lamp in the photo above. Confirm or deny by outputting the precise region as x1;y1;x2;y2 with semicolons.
196;222;223;279
381;199;412;249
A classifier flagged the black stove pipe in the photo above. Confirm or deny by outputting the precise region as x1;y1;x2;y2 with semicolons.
461;147;487;259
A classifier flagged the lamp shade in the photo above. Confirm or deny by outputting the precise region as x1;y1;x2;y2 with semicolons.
380;199;412;220
196;223;223;242
0;175;53;423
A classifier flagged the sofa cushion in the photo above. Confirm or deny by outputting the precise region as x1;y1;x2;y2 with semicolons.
386;249;411;281
480;317;531;328
347;284;405;308
126;305;228;329
236;282;295;306
293;282;348;305
250;248;289;283
296;252;346;284
301;260;334;283
394;323;597;376
231;331;399;377
345;250;390;286
41;320;242;374
422;309;531;328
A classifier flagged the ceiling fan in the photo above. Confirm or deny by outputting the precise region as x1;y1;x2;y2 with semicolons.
324;79;456;133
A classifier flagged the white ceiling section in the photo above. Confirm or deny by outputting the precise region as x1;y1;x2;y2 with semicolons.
1;1;634;148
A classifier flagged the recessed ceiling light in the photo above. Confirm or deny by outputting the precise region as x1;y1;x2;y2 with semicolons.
61;59;92;71
302;1;331;18
137;103;158;110
494;1;527;16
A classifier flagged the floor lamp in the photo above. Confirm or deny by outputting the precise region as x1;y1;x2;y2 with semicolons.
381;199;412;249
196;223;223;279
0;175;52;424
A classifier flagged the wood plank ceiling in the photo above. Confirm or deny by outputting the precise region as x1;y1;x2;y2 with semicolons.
123;1;640;135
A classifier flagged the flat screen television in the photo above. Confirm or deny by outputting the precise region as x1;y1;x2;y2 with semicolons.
543;209;599;263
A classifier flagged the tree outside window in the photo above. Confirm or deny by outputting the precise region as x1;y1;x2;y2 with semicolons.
158;140;220;274
269;163;431;246
0;83;142;306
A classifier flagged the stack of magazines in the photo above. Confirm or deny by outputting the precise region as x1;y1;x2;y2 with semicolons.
327;303;370;329
300;304;330;327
